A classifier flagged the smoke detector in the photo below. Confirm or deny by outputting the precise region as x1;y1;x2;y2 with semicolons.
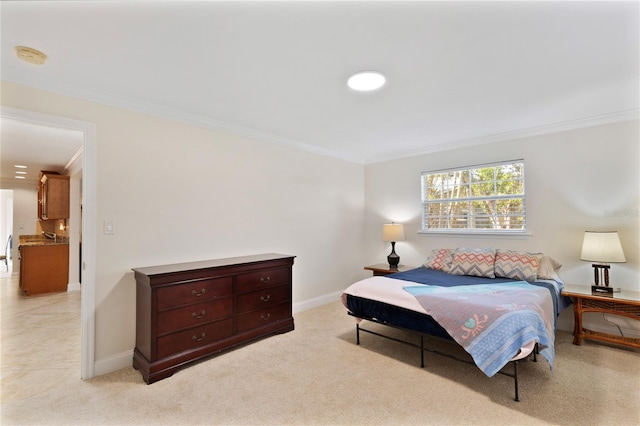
15;46;47;65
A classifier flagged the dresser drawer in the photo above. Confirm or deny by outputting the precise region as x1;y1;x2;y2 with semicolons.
157;297;233;335
237;285;290;314
237;267;290;293
237;302;291;333
157;277;233;310
157;318;233;359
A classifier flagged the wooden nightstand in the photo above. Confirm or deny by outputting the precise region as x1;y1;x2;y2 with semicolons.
561;285;640;349
364;263;415;276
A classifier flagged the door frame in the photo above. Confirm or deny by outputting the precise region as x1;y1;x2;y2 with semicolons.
2;106;97;380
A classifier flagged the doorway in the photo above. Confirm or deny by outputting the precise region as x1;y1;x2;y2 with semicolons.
1;106;97;380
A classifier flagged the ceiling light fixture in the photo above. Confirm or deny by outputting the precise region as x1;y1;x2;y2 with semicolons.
347;71;386;91
15;46;47;65
14;165;27;168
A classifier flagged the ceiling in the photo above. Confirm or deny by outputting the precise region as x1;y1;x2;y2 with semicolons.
1;1;638;167
0;117;83;184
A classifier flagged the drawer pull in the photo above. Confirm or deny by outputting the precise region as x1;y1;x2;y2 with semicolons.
261;313;271;321
192;289;206;297
260;294;271;302
260;276;271;283
192;310;206;319
192;332;206;342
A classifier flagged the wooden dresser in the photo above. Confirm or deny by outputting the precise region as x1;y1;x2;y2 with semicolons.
132;253;295;384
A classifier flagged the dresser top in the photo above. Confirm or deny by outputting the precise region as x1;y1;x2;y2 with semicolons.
132;253;295;277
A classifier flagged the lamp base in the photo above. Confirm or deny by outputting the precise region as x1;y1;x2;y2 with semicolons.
592;264;610;286
387;241;400;268
591;285;614;296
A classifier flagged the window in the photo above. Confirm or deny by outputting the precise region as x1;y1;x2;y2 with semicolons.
421;160;525;233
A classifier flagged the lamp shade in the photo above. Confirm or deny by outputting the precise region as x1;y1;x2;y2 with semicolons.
580;231;626;263
383;223;405;242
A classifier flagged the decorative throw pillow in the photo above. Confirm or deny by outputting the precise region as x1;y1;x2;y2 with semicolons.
422;248;454;272
537;255;562;281
449;248;497;278
494;249;542;282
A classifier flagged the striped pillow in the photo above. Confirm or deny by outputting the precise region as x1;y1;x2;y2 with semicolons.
494;250;542;282
449;248;496;278
422;248;454;272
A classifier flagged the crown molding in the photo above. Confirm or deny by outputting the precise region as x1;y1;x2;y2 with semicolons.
2;70;363;164
364;109;640;164
4;70;637;167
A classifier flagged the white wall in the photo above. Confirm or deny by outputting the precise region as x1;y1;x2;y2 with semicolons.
364;119;640;334
1;81;366;369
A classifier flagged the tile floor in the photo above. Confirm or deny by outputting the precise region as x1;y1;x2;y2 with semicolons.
0;260;81;405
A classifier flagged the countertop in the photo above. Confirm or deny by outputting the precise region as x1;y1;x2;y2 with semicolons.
18;234;70;247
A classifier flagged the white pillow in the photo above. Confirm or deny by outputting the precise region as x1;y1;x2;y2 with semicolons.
537;256;562;280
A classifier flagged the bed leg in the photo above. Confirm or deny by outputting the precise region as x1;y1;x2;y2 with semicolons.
420;336;425;368
513;361;520;402
356;323;360;345
533;343;538;362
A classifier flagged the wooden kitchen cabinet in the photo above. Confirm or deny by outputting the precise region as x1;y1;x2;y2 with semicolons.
19;243;69;295
38;171;70;220
132;253;295;384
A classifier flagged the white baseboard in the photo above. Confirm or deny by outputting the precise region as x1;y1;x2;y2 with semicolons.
556;312;574;333
293;290;342;314
67;282;81;292
94;350;135;377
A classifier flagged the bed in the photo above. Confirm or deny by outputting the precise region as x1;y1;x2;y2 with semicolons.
341;248;570;401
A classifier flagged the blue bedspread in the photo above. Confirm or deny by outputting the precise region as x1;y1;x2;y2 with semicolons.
389;268;571;324
389;268;516;286
404;282;555;377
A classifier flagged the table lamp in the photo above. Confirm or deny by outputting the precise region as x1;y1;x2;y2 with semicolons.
383;223;405;268
580;231;626;294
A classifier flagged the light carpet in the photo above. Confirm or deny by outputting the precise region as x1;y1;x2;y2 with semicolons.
1;275;639;425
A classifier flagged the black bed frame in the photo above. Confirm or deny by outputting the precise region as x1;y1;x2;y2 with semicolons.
349;312;539;402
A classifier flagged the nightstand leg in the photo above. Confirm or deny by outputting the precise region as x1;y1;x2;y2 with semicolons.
572;298;583;346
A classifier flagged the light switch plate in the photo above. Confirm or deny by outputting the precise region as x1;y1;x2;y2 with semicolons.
104;221;114;235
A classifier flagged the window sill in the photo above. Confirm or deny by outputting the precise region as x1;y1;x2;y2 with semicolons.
418;230;533;239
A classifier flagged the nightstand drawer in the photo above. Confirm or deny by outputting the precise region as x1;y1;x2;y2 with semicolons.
237;267;290;293
157;277;233;310
156;297;233;335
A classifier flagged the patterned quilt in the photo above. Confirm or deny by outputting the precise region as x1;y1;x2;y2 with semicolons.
404;282;554;377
